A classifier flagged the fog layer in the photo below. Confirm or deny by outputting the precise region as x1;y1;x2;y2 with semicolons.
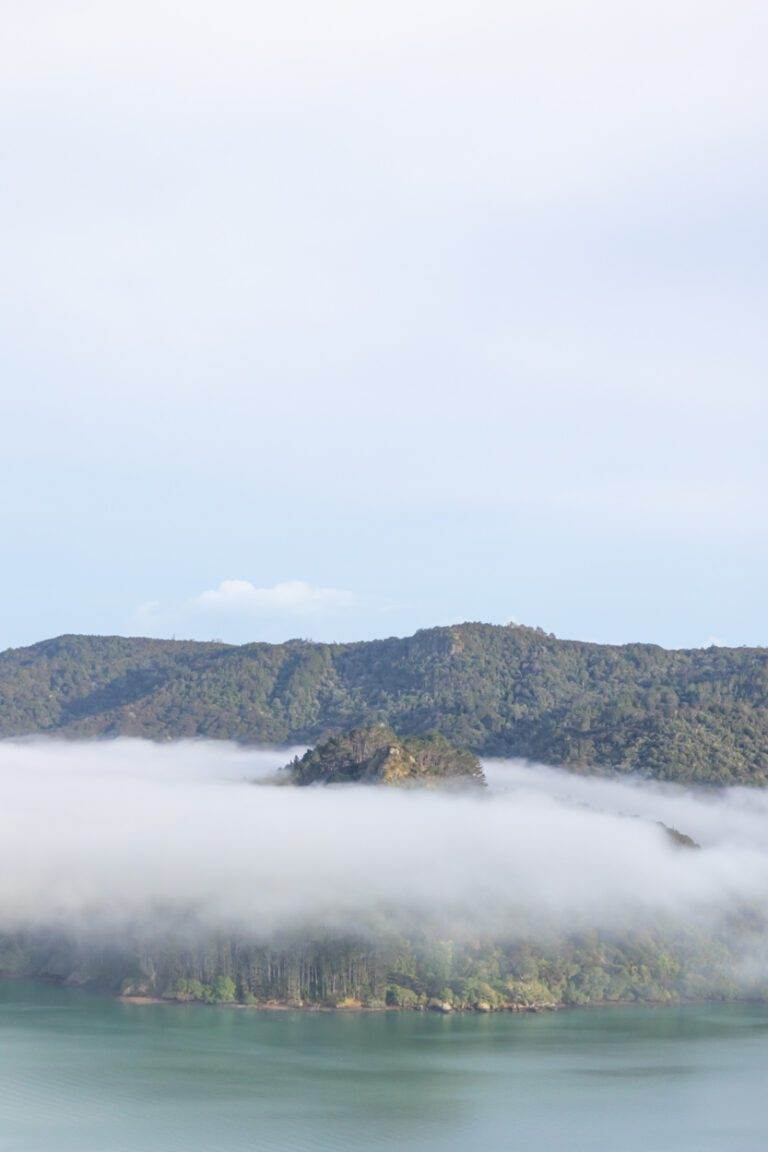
2;740;767;939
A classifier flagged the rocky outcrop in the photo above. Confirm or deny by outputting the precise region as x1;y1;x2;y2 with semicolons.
286;725;486;789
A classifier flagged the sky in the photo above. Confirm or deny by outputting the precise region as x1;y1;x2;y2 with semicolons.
2;1;767;651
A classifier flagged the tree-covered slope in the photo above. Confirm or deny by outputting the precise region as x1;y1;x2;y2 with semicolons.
3;923;763;1010
1;624;767;784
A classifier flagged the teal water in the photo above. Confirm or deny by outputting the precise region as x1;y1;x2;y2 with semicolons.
2;982;768;1151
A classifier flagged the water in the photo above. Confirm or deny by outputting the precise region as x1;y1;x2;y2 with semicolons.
2;981;768;1151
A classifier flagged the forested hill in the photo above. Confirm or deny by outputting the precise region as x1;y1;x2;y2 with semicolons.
1;624;766;785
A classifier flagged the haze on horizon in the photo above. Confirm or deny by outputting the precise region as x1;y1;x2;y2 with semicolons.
2;2;767;652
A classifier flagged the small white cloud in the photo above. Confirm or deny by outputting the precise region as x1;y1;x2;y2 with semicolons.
702;636;725;648
191;579;360;617
128;579;381;641
133;600;161;622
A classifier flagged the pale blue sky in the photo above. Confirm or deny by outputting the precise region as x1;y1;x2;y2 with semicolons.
2;1;766;650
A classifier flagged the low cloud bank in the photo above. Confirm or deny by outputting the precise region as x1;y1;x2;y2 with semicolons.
1;740;767;942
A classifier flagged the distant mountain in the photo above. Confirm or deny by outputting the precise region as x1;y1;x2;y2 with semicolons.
1;624;766;784
286;725;485;788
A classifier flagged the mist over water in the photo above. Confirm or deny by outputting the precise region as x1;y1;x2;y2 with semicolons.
1;740;767;943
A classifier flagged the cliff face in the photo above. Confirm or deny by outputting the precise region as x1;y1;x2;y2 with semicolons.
287;725;486;788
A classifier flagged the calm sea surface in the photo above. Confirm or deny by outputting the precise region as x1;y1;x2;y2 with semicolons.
2;980;768;1151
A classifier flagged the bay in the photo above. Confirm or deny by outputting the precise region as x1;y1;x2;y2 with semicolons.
2;980;767;1151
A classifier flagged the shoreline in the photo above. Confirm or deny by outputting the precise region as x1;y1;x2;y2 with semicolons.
6;974;765;1015
114;993;713;1014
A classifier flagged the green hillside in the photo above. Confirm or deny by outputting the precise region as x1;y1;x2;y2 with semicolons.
1;624;766;784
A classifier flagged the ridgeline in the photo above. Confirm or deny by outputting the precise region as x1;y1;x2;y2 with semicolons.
1;623;766;785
